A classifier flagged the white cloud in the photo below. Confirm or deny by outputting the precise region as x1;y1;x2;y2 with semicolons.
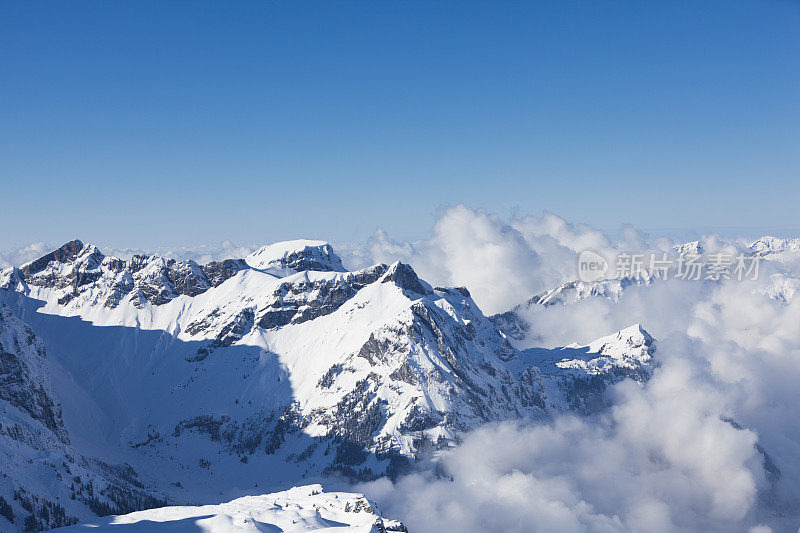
354;212;800;532
0;242;51;268
361;342;770;532
346;206;658;315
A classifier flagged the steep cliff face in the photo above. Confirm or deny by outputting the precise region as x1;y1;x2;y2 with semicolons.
0;305;166;532
0;305;67;443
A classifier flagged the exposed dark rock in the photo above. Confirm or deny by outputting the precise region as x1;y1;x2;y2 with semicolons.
257;265;388;330
382;263;431;295
174;415;231;442
0;268;25;290
0;495;13;524
329;378;386;463
0;308;69;444
103;274;135;309
494;338;517;362
257;309;300;330
166;259;210;297
434;286;471;298
398;404;440;432
489;310;530;341
20;240;84;278
357;333;403;366
188;308;255;361
318;364;344;389
280;244;345;273
389;360;419;386
201;259;248;287
263;406;303;455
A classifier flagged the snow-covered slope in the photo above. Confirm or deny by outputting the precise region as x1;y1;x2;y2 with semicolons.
56;484;407;532
0;240;658;530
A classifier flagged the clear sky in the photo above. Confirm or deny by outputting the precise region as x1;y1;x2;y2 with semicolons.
1;1;798;249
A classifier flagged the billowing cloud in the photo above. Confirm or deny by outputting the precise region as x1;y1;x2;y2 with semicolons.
360;337;777;532
341;205;761;315
352;209;800;532
342;206;652;314
363;277;800;531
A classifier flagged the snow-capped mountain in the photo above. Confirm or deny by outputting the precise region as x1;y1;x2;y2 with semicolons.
673;240;704;256
762;273;800;303
671;235;800;260
58;484;407;532
749;236;800;257
244;240;346;275
490;273;663;341
527;272;663;308
0;240;656;531
492;236;800;342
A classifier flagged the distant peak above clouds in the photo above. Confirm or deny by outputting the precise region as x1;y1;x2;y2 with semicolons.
749;236;800;257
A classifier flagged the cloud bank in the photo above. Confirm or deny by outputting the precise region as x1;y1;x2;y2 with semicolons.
348;207;800;532
342;206;674;315
360;286;800;530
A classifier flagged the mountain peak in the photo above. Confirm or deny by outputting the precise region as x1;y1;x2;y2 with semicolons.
674;240;703;256
584;323;655;356
20;239;89;276
244;239;345;274
381;261;432;295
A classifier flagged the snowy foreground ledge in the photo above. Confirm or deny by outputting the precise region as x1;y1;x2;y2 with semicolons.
55;485;407;532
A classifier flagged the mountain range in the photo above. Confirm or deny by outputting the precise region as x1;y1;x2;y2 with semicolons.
0;239;657;531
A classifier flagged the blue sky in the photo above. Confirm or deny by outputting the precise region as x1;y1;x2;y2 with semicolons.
1;1;798;249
